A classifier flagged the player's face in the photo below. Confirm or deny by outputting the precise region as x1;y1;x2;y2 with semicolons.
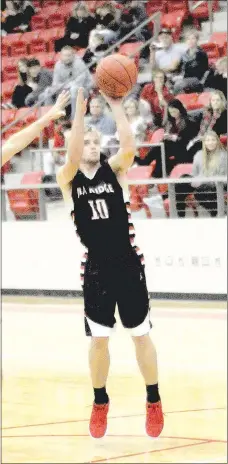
211;93;223;110
204;135;218;152
82;132;101;164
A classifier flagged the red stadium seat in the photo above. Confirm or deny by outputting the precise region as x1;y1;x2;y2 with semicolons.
161;10;187;40
146;0;166;32
21;30;40;46
222;41;227;56
41;4;58;14
150;129;165;144
43;0;57;6
10;39;28;57
191;0;219;22
2;32;22;47
31;14;46;30
119;42;143;69
127;165;154;218
220;135;227;146
167;0;189;13
39;106;55;139
196;92;211;109
29;38;47;54
201;42;220;65
2;43;9;57
1;81;17;102
40;28;62;52
210;32;227;51
2;57;18;81
7;170;44;218
2;109;16;127
176;93;198;111
46;13;65;29
15;108;38;125
57;2;75;17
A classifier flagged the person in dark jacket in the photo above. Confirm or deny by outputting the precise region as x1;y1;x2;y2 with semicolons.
203;57;227;98
25;58;53;107
173;30;208;94
2;0;35;33
12;58;32;108
55;2;96;52
138;99;200;177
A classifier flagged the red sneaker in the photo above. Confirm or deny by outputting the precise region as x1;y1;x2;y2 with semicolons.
89;402;109;439
146;400;164;438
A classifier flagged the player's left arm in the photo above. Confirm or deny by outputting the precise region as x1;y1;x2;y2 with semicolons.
100;93;136;175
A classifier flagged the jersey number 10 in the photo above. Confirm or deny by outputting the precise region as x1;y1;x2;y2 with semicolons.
88;199;109;220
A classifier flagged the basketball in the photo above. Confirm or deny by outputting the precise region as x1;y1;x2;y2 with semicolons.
95;54;138;98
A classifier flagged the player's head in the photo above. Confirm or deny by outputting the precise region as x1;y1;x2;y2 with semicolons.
61;46;75;66
73;1;89;19
81;126;101;165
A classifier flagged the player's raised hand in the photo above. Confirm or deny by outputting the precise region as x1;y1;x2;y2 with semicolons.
76;87;87;116
46;90;70;121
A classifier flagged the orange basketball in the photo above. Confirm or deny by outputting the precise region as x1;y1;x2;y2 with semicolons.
95;54;138;98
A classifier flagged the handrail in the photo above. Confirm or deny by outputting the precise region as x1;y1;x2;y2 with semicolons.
1;176;226;189
1;10;161;134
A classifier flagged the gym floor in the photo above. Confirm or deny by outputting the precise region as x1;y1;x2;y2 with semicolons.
2;297;227;463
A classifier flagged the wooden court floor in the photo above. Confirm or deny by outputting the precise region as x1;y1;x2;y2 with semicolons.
2;299;227;463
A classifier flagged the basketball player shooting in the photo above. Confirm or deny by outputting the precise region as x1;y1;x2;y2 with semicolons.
57;88;164;439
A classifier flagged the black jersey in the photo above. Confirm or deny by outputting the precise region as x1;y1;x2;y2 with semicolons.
71;162;135;258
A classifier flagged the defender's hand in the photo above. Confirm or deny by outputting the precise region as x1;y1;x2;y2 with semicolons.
46;91;70;121
76;87;88;116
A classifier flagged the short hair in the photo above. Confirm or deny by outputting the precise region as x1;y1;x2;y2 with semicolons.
27;58;40;67
90;96;105;108
185;29;199;40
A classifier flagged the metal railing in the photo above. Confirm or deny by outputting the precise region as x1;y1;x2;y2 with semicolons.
2;176;227;221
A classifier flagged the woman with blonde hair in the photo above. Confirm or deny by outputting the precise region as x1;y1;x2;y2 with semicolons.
199;90;227;136
54;1;96;52
175;130;227;217
203;56;227;97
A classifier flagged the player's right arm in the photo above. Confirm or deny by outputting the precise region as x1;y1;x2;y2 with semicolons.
1;91;70;167
56;88;87;196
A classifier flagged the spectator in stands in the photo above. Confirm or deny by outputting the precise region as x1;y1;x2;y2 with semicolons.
175;131;227;217
203;57;227;98
11;58;32;108
189;90;227;157
25;58;53;107
2;0;35;34
43;46;93;117
54;2;96;52
173;29;208;95
83;31;109;73
140;69;174;128
118;1;150;44
149;28;187;76
122;99;146;135
199;90;227;136
94;1;119;44
85;96;116;136
140;99;199;177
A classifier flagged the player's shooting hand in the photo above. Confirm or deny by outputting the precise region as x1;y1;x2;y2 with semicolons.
46;90;71;121
99;90;122;106
76;87;88;116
